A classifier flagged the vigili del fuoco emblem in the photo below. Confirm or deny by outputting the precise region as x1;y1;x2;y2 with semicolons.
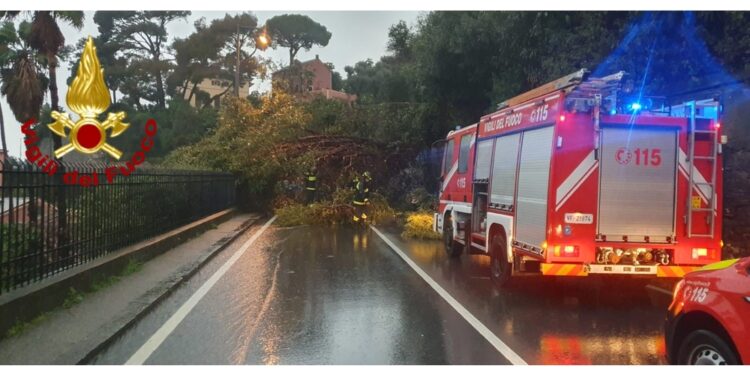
48;36;129;160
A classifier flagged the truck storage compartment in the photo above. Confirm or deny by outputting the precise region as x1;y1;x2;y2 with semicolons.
515;126;554;251
597;126;677;242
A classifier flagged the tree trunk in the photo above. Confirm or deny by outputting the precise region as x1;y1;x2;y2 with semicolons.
187;80;199;104
48;53;68;262
202;83;233;110
0;102;7;154
155;69;166;108
48;54;62;151
234;34;241;97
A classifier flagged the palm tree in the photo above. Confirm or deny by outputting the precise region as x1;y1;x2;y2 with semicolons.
1;12;82;258
26;11;84;153
0;20;46;153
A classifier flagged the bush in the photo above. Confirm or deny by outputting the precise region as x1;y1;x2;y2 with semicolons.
401;212;441;240
1;224;43;290
274;191;397;227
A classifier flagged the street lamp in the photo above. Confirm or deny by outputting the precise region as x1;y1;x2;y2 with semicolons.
258;33;269;47
234;24;270;97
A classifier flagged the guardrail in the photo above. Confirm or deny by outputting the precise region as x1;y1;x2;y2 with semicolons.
0;157;236;294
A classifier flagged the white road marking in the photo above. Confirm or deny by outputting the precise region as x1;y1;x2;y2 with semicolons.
125;216;278;365
370;226;528;365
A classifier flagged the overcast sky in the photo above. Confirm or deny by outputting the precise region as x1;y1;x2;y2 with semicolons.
1;11;421;158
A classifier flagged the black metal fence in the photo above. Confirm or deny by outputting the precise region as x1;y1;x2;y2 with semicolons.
0;157;236;294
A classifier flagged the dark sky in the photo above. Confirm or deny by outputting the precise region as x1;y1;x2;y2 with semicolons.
1;10;422;158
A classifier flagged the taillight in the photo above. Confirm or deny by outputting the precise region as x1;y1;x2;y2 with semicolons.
691;248;715;260
553;245;579;257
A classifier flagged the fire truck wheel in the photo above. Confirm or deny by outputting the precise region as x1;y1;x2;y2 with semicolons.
490;235;512;288
677;329;740;365
443;215;463;258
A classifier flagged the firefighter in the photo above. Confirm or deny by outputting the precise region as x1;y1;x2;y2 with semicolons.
351;174;365;225
304;167;318;204
361;171;372;203
352;171;372;225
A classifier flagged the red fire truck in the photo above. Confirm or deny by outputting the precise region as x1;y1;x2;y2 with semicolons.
434;69;725;287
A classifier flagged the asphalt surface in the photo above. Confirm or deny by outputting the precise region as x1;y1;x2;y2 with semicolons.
87;221;673;365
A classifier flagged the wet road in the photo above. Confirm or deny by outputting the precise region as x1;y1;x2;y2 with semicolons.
88;220;672;365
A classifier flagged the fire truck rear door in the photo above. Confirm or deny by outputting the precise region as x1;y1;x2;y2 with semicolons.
598;126;677;242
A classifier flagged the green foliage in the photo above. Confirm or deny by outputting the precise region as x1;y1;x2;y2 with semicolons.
401;212;441;240
62;287;84;309
3;253;146;338
1;224;43;290
341;12;750;147
90;259;143;291
163;92;309;207
1;224;42;258
387;20;413;60
303;96;432;147
80;98;219;158
266;14;332;64
122;259;143;276
5;312;49;338
91;275;120;292
169;13;266;105
274;191;396;227
0;20;48;123
92;11;191;108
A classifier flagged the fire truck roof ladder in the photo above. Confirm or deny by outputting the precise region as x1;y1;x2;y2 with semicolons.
686;100;719;238
497;69;590;110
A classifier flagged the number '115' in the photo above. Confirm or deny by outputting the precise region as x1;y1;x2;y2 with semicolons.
634;148;662;166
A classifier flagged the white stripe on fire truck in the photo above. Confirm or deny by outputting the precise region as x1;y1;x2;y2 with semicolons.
440;200;472;207
678;149;710;204
555;151;598;211
442;162;458;192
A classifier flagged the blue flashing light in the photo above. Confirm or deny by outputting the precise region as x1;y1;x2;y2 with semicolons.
610;109;617;115
629;102;642;111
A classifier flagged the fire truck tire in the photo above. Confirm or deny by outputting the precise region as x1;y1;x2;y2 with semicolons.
443;215;463;258
490;235;512;288
677;329;740;365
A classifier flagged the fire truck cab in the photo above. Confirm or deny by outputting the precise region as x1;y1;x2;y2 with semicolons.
434;69;724;287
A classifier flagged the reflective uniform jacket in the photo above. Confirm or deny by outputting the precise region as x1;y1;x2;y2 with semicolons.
352;178;366;205
305;172;317;191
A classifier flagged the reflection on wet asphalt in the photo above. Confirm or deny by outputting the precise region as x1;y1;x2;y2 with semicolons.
89;224;672;365
378;226;672;365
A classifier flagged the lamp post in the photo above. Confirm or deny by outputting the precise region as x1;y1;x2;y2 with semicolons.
234;24;269;97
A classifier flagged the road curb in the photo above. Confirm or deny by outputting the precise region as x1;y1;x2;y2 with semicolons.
0;208;240;338
76;214;261;364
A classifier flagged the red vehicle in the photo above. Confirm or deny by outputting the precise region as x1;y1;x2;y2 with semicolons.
433;69;725;287
665;257;750;365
